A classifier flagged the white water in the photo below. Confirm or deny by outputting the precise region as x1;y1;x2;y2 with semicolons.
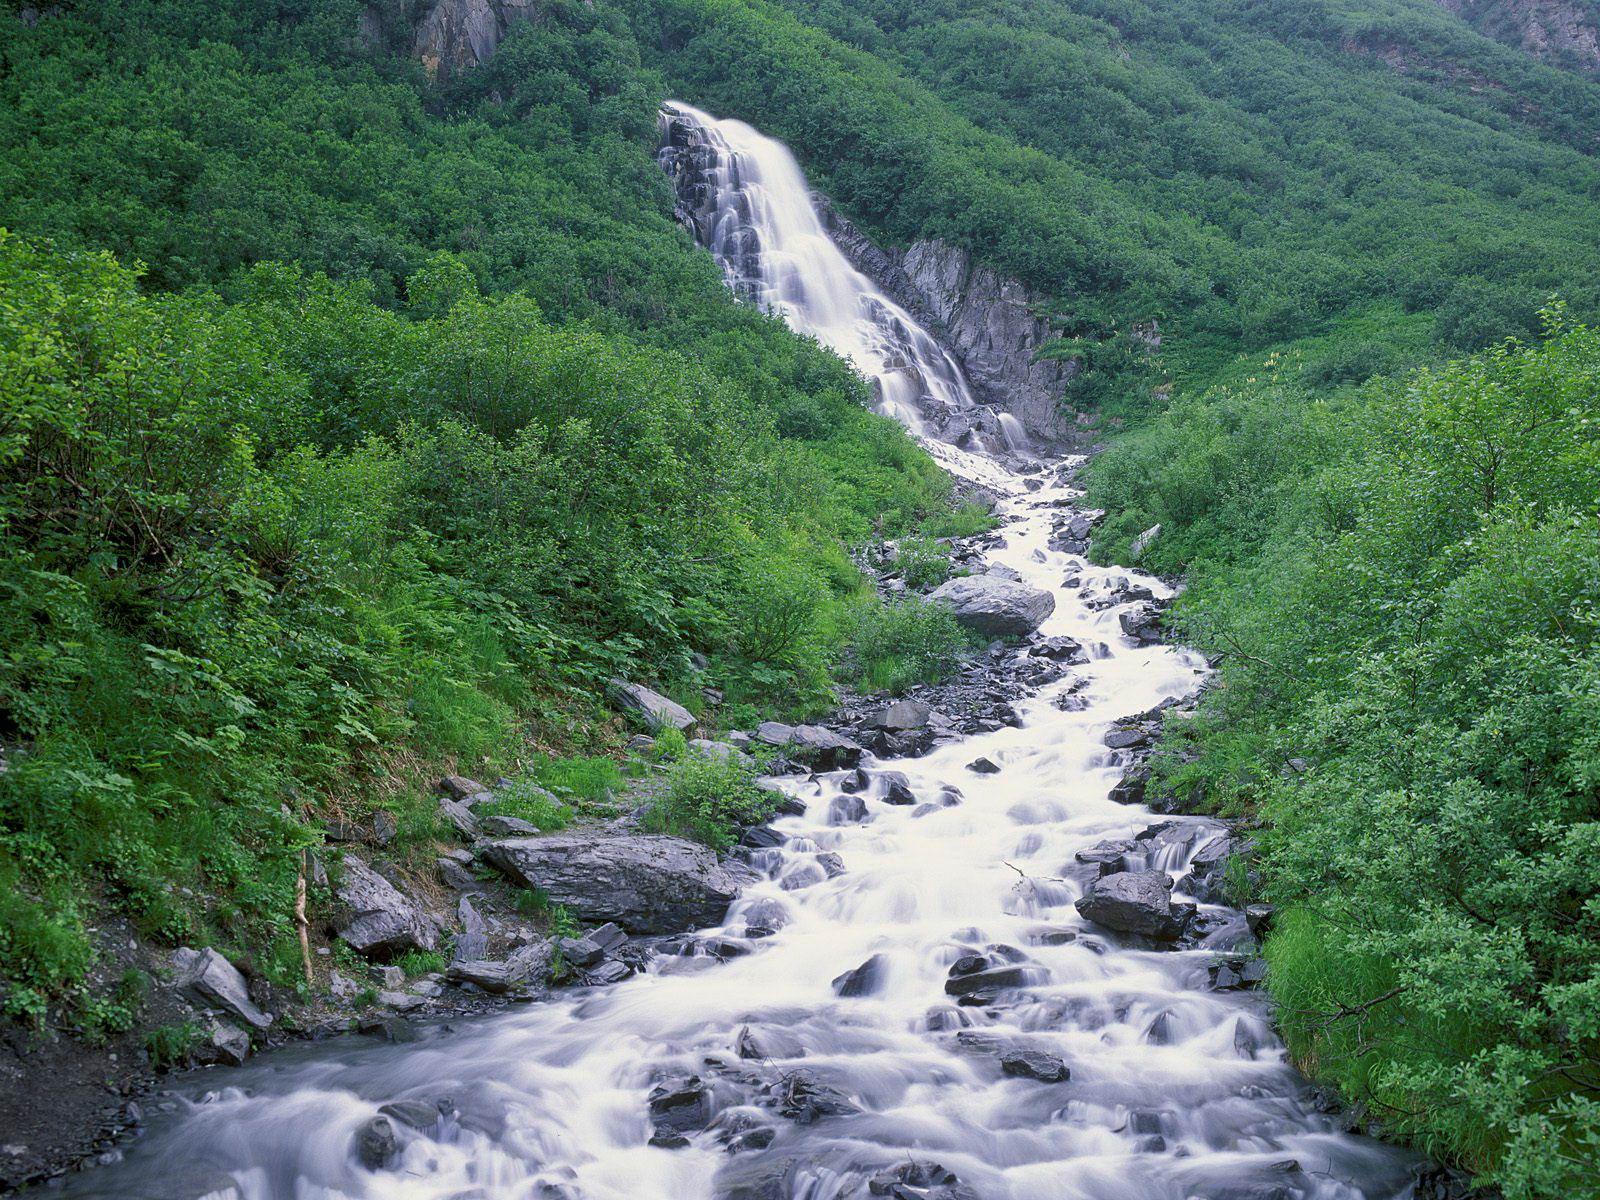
50;106;1422;1200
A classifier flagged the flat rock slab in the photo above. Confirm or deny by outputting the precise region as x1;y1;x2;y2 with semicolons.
336;854;435;960
607;679;695;731
481;834;740;934
929;575;1056;637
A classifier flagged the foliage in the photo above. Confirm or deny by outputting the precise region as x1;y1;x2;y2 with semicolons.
846;594;973;695
646;746;777;850
1087;312;1600;1195
477;779;575;832
391;949;447;978
143;1021;203;1070
895;537;953;590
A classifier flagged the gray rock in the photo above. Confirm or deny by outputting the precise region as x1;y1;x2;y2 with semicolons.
352;1115;398;1170
785;725;864;769
861;699;932;730
831;953;888;997
196;1019;250;1067
1119;603;1164;646
438;797;481;839
446;941;552;994
453;896;488;963
1075;871;1190;940
481;835;740;934
607;679;694;732
753;721;796;746
1130;524;1161;560
967;756;1001;774
479;814;540;837
335;855;435;959
929;574;1056;637
172;947;272;1030
1000;1048;1070;1083
438;774;487;801
688;738;754;767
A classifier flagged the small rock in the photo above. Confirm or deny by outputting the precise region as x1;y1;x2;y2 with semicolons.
832;953;888;997
967;757;1001;775
1001;1048;1070;1082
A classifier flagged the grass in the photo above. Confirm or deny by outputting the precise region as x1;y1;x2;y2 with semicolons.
475;777;574;831
922;501;1000;539
846;594;975;695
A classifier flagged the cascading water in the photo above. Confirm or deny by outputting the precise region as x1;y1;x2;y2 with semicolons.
43;106;1425;1200
659;102;1023;455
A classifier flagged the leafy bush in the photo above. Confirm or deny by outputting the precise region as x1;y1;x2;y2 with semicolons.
896;537;953;590
477;779;574;832
646;747;777;850
651;726;689;763
846;595;973;695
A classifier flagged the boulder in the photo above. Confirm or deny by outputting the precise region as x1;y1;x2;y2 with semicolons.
606;679;694;732
753;721;796;746
438;797;481;839
928;575;1056;637
786;725;864;769
967;756;1001;775
438;774;488;802
335;855;435;959
648;1076;713;1148
1075;871;1191;940
172;947;271;1030
479;813;539;837
453;896;488;963
196;1019;251;1067
688;738;754;767
481;834;740;934
861;699;932;730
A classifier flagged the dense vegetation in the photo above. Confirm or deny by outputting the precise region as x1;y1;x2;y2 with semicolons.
0;0;956;1015
1088;315;1600;1196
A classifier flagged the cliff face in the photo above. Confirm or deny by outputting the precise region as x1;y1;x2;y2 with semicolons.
1436;0;1600;73
361;0;549;81
818;203;1078;448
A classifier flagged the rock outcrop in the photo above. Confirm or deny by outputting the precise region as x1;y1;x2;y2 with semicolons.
481;834;741;933
607;678;695;732
819;204;1079;447
360;0;546;82
334;855;437;959
1436;0;1600;73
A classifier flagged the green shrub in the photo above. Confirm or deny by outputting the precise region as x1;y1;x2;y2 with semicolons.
846;595;973;695
530;755;624;806
646;748;777;850
896;537;953;590
651;726;689;762
144;1022;202;1070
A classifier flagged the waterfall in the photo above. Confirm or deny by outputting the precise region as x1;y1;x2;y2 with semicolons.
659;101;1024;455
43;105;1427;1200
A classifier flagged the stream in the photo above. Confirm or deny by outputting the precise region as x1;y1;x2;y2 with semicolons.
45;104;1423;1200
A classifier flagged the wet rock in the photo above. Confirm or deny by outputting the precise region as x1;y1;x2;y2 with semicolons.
868;1161;978;1199
879;771;917;805
928;574;1056;637
943;963;1034;997
1074;838;1138;876
379;1098;453;1133
862;699;932;730
923;1004;969;1031
785;725;864;769
740;824;786;849
816;851;846;878
967;756;1001;774
607;678;695;731
352;1115;399;1170
1033;635;1088;663
1108;764;1149;805
1104;724;1155;751
999;1048;1070;1083
358;1015;418;1043
648;1076;713;1147
584;959;635;985
736;1025;804;1061
481;834;740;934
195;1019;251;1067
1210;957;1269;990
335;854;435;959
766;1069;860;1123
1074;871;1191;940
738;898;789;938
172;947;272;1030
1118;603;1164;645
832;953;888;997
828;795;869;825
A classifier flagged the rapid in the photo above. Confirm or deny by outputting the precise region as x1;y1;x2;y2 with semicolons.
45;103;1422;1200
